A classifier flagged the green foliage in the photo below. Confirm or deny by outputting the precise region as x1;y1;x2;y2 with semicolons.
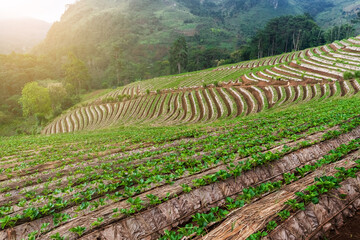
69;226;86;236
180;184;192;193
187;47;230;72
343;71;355;80
0;95;359;239
91;217;104;227
50;233;64;240
245;14;324;59
324;24;355;43
169;37;188;74
19;82;52;120
277;210;290;221
266;221;277;231
62;53;91;95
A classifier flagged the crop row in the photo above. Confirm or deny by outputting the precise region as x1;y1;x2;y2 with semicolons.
43;79;359;134
1;96;360;239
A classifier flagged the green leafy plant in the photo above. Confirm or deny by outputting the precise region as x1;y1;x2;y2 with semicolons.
69;226;86;236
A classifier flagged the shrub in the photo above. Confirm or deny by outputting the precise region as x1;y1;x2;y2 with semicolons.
146;89;150;95
343;71;355;80
0;111;9;124
117;95;125;101
355;71;360;78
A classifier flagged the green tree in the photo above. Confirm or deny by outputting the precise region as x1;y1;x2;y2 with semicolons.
324;24;355;43
62;53;91;95
19;82;52;123
47;83;69;116
169;36;188;74
247;14;324;59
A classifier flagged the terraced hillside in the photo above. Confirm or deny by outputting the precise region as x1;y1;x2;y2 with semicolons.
1;95;360;240
3;37;360;240
43;36;360;134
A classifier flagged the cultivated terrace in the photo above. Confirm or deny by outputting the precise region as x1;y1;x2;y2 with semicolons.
1;37;360;240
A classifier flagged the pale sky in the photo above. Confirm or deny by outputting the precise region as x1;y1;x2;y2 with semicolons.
0;0;78;23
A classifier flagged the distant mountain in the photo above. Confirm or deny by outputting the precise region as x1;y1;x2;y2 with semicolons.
33;0;360;86
0;18;51;54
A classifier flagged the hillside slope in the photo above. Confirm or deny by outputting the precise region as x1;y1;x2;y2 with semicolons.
33;0;360;86
43;36;360;134
1;90;360;240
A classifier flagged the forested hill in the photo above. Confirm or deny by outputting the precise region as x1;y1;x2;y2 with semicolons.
34;0;360;87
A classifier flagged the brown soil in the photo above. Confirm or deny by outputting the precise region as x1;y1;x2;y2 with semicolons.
188;92;196;121
149;95;162;119
180;93;188;121
170;93;182;122
330;211;360;240
329;44;339;51
156;93;167;118
262;87;275;108
284;86;291;102
163;93;178;122
329;83;336;97
202;89;213;120
247;87;264;112
310;85;316;100
127;98;142;120
350;80;360;94
294;85;300;100
112;102;125;123
224;88;243;117
2;124;354;240
131;96;146;118
165;94;173;115
320;84;326;98
216;88;232;117
233;87;253;115
241;75;257;86
208;88;222;118
339;81;346;96
257;71;273;82
289;62;341;80
141;95;155;119
203;150;360;240
195;91;205;120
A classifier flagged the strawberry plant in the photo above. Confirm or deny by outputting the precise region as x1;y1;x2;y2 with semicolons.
69;226;86;236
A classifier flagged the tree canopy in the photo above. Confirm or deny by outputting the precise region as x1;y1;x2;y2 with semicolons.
169;37;188;74
62;53;91;95
19;82;52;119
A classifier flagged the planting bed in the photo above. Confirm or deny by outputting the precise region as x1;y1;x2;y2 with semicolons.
2;94;360;239
44;37;360;134
3;37;360;240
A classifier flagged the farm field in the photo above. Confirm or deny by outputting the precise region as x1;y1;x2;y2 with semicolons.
43;36;360;134
2;37;360;240
1;96;360;240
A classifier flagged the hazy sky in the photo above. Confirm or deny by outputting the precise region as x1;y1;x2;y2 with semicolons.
0;0;78;23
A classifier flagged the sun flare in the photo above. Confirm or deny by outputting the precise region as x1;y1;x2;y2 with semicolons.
0;0;76;22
